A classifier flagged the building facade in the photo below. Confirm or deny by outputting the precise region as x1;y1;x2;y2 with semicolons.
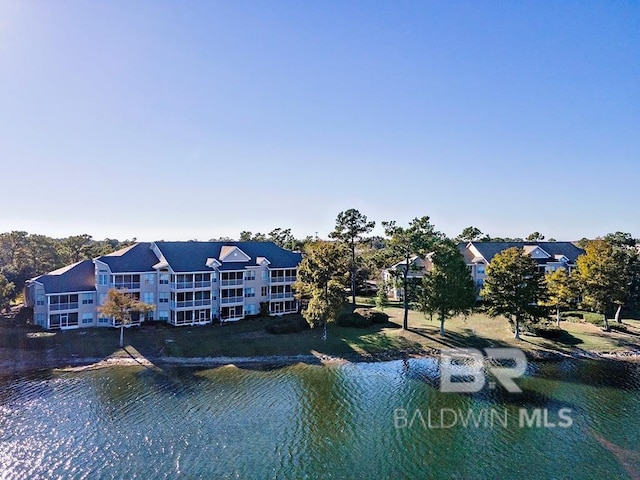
381;241;585;298
460;241;585;289
25;241;302;330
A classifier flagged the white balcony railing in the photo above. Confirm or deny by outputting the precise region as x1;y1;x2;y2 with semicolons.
270;276;296;283
220;296;244;305
112;282;141;289
50;303;79;311
268;293;294;300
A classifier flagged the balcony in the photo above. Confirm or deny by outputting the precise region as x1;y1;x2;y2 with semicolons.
171;282;194;290
221;279;243;287
50;302;79;311
194;299;211;307
220;296;244;305
270;276;296;284
171;300;194;309
269;293;294;300
112;282;141;290
194;281;212;289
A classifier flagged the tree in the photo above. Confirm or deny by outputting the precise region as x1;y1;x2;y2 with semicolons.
268;228;296;249
97;289;154;347
526;232;545;242
375;281;388;311
457;226;484;243
60;234;94;264
481;247;546;339
544;268;577;327
417;240;476;336
575;239;628;331
294;241;349;330
25;234;63;277
382;216;441;330
604;231;637;247
604;232;640;322
329;209;375;306
0;273;15;311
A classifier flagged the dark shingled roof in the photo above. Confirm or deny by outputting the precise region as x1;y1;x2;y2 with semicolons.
464;242;584;264
154;241;302;273
96;243;158;273
32;260;96;294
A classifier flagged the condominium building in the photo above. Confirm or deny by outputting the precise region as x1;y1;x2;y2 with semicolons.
381;241;585;300
24;241;302;330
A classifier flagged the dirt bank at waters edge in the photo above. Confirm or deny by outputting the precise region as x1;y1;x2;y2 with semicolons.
1;346;640;374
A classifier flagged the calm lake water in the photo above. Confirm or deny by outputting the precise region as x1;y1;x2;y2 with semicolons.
0;358;639;479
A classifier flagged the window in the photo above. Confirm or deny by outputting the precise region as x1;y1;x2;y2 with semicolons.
159;273;169;285
476;265;485;275
49;294;79;311
82;293;94;304
82;313;94;325
244;287;255;298
144;273;155;286
159;292;169;303
262;270;268;281
221;305;243;320
113;274;141;289
143;292;155;304
158;311;169;321
36;293;45;306
221;271;244;286
50;312;79;328
36;313;45;325
261;286;268;297
244;270;256;281
245;304;257;315
99;293;106;305
98;317;110;324
98;270;108;286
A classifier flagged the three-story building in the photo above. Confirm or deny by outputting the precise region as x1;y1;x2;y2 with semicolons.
25;241;302;330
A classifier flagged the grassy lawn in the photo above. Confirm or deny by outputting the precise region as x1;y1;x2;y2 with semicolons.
2;303;640;364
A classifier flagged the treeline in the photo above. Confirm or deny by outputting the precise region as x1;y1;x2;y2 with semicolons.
0;232;136;307
1;213;638;329
292;210;640;337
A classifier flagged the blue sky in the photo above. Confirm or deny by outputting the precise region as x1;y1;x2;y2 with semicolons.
1;1;638;242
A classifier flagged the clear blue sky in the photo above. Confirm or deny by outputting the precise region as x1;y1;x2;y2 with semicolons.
1;1;638;242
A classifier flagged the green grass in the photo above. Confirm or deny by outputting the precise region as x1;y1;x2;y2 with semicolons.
2;304;640;366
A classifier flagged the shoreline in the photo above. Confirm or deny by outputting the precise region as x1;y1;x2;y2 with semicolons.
1;346;640;375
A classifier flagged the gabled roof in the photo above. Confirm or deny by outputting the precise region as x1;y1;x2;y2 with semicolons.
30;259;96;294
462;242;584;264
153;241;302;273
219;246;250;262
96;243;159;273
387;254;433;271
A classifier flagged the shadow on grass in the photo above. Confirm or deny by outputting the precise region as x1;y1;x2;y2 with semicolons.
408;326;514;350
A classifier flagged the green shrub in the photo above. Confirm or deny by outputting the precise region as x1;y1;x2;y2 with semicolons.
337;308;389;328
265;316;309;334
337;312;371;328
353;307;389;324
531;326;564;339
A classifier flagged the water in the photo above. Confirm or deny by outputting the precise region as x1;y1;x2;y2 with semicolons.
0;359;639;479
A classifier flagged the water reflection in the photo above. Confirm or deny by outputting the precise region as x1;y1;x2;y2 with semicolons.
0;359;637;479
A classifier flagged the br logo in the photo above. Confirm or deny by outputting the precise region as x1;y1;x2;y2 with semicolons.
440;348;527;393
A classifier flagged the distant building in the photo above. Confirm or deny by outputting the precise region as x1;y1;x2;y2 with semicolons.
25;242;301;330
381;254;434;301
381;241;584;299
461;241;584;289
